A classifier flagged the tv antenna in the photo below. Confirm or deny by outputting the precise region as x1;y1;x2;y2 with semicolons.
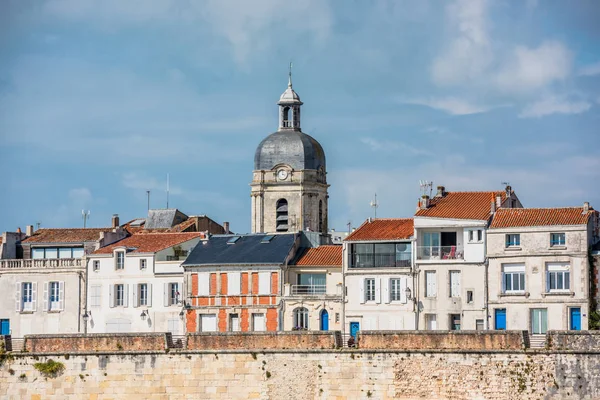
419;180;433;197
501;181;510;187
166;173;170;209
146;190;151;211
82;210;91;228
370;193;379;219
347;221;352;233
36;222;41;230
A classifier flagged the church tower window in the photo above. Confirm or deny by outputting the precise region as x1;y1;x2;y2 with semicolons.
319;200;323;233
276;199;289;232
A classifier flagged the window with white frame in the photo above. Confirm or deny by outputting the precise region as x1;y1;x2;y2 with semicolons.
365;278;375;302
167;282;179;306
90;285;101;308
115;284;125;306
505;234;520;247
550;233;566;247
228;272;241;295
258;272;271;295
139;259;147;270
19;282;35;312
49;281;61;311
93;260;100;271
468;230;474;242
390;278;401;301
197;272;210;296
425;271;436;297
477;230;483;242
547;263;570;291
139;283;149;306
115;252;125;270
502;264;525;293
449;271;461;298
293;307;309;330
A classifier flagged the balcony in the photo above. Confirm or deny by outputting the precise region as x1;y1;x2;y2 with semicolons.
291;285;327;295
349;253;411;268
0;258;83;269
417;246;464;261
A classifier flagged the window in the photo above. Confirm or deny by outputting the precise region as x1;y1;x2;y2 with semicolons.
229;314;240;332
468;230;474;242
365;278;375;302
197;272;210;296
467;290;474;304
390;278;401;302
49;281;60;310
547;264;570;291
252;313;265;331
503;264;525;293
505;234;520;247
90;285;101;308
140;259;147;270
115;284;125;306
20;282;35;311
293;307;309;330
227;236;241;244
450;314;461;330
166;283;180;306
296;273;326;295
550;233;566;247
476;319;484;330
200;314;217;332
318;200;323;233
93;260;100;271
228;272;241;295
350;242;412;268
139;284;148;306
477;230;483;242
449;271;461;298
425;314;437;330
116;252;125;270
258;272;271;295
276;199;289;232
32;247;84;259
425;271;436;297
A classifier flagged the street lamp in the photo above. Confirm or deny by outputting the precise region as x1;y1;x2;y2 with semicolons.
83;311;90;335
140;310;148;321
405;287;412;301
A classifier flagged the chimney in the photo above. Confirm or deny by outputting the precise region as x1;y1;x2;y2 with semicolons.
505;185;512;197
583;202;590;213
223;221;230;234
435;186;446;198
419;195;430;210
26;225;33;236
17;227;21;234
496;195;502;208
490;195;496;214
111;214;119;228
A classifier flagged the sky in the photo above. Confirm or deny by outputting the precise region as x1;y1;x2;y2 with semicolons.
0;0;599;234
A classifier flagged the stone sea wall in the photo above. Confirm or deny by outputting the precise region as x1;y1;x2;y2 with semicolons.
187;331;341;350
24;333;168;353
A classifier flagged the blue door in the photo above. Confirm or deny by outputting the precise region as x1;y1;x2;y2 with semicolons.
320;310;329;331
495;309;506;330
570;308;581;331
350;322;360;338
0;319;9;335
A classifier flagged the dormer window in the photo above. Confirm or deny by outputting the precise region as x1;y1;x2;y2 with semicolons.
115;251;125;270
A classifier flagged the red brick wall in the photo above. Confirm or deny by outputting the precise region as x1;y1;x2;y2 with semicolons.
191;273;198;296
266;308;278;331
220;273;228;295
210;273;217;295
241;272;249;295
241;309;250;332
218;309;227;332
251;272;258;294
186;331;340;350
271;272;278;295
186;310;197;333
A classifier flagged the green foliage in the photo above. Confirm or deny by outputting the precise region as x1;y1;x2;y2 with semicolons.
589;250;600;330
33;359;65;378
265;371;271;379
18;373;26;381
116;343;123;351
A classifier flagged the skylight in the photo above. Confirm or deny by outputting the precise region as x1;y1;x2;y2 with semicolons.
261;235;275;243
227;236;241;244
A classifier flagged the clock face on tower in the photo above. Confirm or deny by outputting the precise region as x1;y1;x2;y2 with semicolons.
277;169;289;180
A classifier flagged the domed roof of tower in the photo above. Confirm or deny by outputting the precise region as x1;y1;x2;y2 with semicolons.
254;130;326;171
279;86;301;104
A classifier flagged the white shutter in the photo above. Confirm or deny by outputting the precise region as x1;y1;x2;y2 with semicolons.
228;272;241;295
43;282;49;312
164;283;170;307
133;284;139;308
198;273;209;296
426;271;436;297
148;284;153;307
258;272;270;295
109;285;114;308
15;282;21;312
450;271;461;297
383;278;391;304
375;278;381;304
400;278;407;304
359;278;365;304
31;282;37;312
124;284;129;307
59;281;65;311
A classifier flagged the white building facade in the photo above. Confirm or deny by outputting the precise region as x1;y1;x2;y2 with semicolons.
86;233;201;335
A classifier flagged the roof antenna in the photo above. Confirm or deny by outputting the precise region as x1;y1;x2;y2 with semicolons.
146;190;151;211
419;180;433;197
370;193;379;219
288;61;293;88
166;173;170;209
82;210;90;228
36;222;41;230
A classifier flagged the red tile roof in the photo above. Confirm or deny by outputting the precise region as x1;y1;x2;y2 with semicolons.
93;233;203;254
345;218;414;242
490;207;596;229
22;228;113;244
295;245;342;267
414;192;507;220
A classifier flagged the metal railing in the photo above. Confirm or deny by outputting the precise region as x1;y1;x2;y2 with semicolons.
0;258;83;269
416;246;464;260
291;285;327;295
167;335;186;350
349;253;411;268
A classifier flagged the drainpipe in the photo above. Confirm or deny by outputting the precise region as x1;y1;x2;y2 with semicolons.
413;238;419;330
341;242;347;341
484;230;490;330
82;257;90;335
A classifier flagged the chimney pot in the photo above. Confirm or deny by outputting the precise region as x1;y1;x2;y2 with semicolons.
111;214;120;228
436;186;446;197
17;227;21;234
223;222;230;234
419;195;430;210
583;202;590;213
26;225;34;236
496;195;502;208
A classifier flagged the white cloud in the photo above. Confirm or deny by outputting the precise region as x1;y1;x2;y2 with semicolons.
519;96;591;118
578;61;600;77
495;41;572;93
403;97;491;115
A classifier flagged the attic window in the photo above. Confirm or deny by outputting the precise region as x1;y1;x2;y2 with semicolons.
261;235;275;243
227;236;241;244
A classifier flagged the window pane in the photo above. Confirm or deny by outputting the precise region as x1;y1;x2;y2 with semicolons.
72;248;84;258
45;248;58;258
59;248;72;258
565;272;570;290
549;272;556;290
519;274;525;291
32;249;45;259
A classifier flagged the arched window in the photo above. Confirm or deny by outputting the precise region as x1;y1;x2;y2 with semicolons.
319;200;323;233
276;199;288;232
282;107;291;127
293;307;309;330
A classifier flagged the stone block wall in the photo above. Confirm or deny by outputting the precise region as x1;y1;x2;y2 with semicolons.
358;330;527;350
187;331;340;350
24;333;168;353
547;330;600;350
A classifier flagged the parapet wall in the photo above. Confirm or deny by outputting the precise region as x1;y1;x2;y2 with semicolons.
358;330;527;350
24;333;168;353
187;331;341;350
547;330;600;350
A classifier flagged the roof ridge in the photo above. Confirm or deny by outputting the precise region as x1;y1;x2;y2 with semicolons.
497;206;586;211
36;227;112;230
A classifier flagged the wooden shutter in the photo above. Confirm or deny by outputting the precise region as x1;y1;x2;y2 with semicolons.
164;283;170;307
148;284;153;307
43;282;49;312
383;278;391;304
359;279;365;304
15;282;21;312
31;282;37;312
375;278;381;304
59;281;65;311
109;285;114;308
133;284;138;308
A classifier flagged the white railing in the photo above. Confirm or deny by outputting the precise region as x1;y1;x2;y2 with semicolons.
291;285;327;295
0;258;83;269
417;246;464;260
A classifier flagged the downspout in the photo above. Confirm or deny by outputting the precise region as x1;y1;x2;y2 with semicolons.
484;229;489;330
82;257;89;334
413;237;419;330
341;242;347;340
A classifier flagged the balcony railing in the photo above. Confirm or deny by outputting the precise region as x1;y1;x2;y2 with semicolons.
290;285;327;295
0;258;83;269
417;246;464;260
349;253;411;268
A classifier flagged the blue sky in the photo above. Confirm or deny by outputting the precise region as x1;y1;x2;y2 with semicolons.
1;0;599;234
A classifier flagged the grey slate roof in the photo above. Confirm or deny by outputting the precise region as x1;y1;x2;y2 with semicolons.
182;234;297;266
145;209;188;229
254;130;326;171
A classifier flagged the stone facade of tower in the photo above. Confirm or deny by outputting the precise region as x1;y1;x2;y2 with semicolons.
251;75;329;234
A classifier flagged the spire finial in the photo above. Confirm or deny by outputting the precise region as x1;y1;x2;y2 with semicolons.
288;61;293;88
